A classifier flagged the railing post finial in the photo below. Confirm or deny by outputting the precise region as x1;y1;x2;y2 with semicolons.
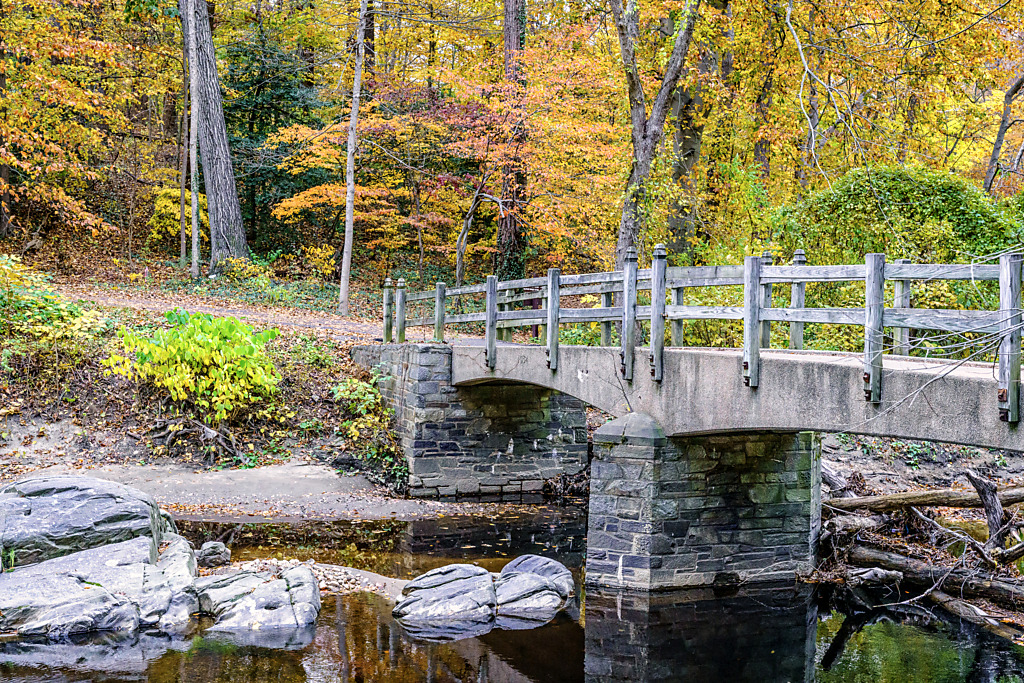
650;244;667;381
395;277;407;344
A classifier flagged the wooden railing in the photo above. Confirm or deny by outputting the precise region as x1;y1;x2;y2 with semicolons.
381;247;1023;422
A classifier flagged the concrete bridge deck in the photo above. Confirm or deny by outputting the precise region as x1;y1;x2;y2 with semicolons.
452;344;1018;451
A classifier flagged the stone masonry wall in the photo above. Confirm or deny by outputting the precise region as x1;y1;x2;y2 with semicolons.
350;344;588;499
585;412;820;590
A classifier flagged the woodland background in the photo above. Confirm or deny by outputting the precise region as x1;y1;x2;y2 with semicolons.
3;0;1024;306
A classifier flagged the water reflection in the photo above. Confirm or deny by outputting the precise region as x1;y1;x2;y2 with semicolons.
584;584;816;682
9;504;1024;682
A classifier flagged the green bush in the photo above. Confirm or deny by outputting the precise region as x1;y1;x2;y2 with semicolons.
332;376;406;490
769;166;1019;264
0;255;105;343
105;309;281;425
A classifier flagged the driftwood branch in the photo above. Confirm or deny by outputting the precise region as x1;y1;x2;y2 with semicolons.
927;589;1023;641
966;469;1008;550
909;506;996;568
827;486;1024;513
849;545;1024;608
822;462;856;498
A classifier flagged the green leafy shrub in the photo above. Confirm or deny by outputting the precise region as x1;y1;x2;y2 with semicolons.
769;166;1019;264
104;310;281;425
0;255;105;343
147;187;209;246
332;376;406;490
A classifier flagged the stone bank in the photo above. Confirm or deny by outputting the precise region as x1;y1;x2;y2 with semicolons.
351;344;587;499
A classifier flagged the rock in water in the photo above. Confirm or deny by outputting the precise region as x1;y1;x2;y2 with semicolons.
494;572;563;617
196;566;321;631
0;536;199;638
195;541;231;568
500;555;574;599
393;564;496;623
0;574;141;639
0;475;171;566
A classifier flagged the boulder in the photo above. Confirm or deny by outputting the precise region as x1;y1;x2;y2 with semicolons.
500;554;574;599
0;535;199;638
0;574;140;639
195;541;231;568
393;564;496;623
197;566;321;631
0;475;170;567
494;571;563;617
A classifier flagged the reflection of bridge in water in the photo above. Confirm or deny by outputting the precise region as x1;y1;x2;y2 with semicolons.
356;250;1024;590
6;585;1024;681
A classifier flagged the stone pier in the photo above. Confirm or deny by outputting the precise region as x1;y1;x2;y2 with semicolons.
585;412;821;589
351;344;588;498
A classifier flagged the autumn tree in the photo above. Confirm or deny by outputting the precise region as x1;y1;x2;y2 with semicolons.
610;0;702;266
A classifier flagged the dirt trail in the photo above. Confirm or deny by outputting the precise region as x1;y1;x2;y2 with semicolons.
59;284;390;340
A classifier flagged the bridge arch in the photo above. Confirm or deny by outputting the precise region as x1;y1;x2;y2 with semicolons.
452;344;1021;451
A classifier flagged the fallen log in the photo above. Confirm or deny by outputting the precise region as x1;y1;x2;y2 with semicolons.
848;545;1024;608
827;487;1024;513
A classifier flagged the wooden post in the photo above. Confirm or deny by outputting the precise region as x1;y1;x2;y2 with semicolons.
546;268;560;370
864;253;885;403
998;253;1023;423
497;299;507;341
892;258;912;356
538;292;547;343
601;291;614;346
671;287;685;347
382;277;394;343
650;244;667;381
395;278;407;343
743;255;762;388
485;275;498;369
760;250;773;348
620;247;638;380
433;282;446;342
789;249;806;350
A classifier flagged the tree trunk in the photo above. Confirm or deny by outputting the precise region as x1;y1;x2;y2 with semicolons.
338;0;369;315
181;0;248;270
185;0;201;278
610;0;702;267
364;0;375;77
667;0;730;255
827;486;1024;512
179;62;189;269
0;0;10;238
984;72;1024;194
496;0;527;281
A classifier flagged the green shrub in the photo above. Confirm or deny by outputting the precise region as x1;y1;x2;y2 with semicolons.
769;166;1019;264
105;309;281;425
0;255;105;343
332;376;406;490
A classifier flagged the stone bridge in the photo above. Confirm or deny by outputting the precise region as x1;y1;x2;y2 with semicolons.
353;248;1024;590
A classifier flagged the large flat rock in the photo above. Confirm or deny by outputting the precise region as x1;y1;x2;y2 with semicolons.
0;475;173;566
0;535;198;638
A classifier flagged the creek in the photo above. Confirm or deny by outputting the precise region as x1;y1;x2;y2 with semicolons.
3;508;1024;682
